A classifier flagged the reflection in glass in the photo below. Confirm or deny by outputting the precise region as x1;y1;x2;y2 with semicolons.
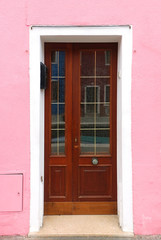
81;130;94;153
81;51;95;76
96;51;110;76
51;51;65;77
96;104;110;128
51;51;58;63
96;130;110;153
51;130;65;155
105;51;110;65
80;50;111;155
51;103;65;127
51;51;65;155
51;81;58;102
104;85;110;103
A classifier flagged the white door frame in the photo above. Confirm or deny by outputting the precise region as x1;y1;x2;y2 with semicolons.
29;26;133;233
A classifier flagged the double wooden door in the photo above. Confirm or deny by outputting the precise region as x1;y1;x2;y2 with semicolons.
44;43;117;215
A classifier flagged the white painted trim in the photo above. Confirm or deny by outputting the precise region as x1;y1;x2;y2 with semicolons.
29;26;133;233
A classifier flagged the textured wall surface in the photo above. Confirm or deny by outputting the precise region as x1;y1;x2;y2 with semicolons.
0;0;30;236
0;0;161;235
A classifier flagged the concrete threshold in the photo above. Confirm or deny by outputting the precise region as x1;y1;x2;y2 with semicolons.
29;215;133;237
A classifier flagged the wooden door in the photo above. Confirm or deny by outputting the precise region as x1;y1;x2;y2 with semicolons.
44;43;117;215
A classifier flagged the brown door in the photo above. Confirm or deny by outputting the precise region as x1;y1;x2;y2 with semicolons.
44;43;117;215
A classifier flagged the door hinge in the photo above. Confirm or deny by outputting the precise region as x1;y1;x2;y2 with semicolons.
41;176;43;182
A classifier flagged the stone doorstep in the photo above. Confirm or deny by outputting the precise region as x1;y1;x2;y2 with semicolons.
29;215;133;237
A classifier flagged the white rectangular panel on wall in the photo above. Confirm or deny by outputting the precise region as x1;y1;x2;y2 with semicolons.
0;174;23;211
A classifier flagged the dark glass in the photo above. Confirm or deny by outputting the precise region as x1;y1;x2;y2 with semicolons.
51;51;65;77
59;130;65;154
80;130;94;154
105;85;110;103
86;104;95;114
59;78;65;102
51;130;65;155
59;51;65;76
96;104;110;127
105;51;110;64
81;78;94;103
96;51;110;76
51;51;57;63
51;80;58;102
81;51;95;76
81;103;94;129
51;103;65;124
96;129;110;154
86;87;99;102
51;78;65;103
51;130;57;154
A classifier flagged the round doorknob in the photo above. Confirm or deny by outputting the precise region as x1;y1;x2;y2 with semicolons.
92;158;99;165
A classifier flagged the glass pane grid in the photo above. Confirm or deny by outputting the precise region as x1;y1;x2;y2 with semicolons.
51;51;65;156
80;50;111;155
51;76;65;78
81;76;110;78
81;102;110;104
51;128;65;130
51;76;65;80
51;102;65;104
80;128;110;130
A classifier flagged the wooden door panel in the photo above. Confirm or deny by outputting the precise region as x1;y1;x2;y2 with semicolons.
44;202;117;215
78;166;112;200
49;166;66;198
79;156;112;165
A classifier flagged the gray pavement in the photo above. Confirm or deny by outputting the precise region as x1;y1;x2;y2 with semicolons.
0;236;161;240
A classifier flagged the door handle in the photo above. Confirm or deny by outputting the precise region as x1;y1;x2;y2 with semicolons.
92;158;99;165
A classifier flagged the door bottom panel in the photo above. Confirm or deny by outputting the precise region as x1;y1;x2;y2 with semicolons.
44;202;117;215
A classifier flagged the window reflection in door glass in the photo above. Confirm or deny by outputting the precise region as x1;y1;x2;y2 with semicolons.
51;51;65;155
80;50;111;155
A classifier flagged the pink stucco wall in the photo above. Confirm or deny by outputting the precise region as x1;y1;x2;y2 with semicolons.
0;0;161;235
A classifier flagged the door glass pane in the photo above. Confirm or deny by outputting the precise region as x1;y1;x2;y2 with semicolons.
96;129;110;153
51;130;65;155
51;51;65;155
80;130;94;153
80;50;111;155
96;103;110;154
81;51;94;76
96;50;110;76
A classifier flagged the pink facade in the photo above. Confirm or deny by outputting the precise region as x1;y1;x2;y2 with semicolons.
0;0;161;236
